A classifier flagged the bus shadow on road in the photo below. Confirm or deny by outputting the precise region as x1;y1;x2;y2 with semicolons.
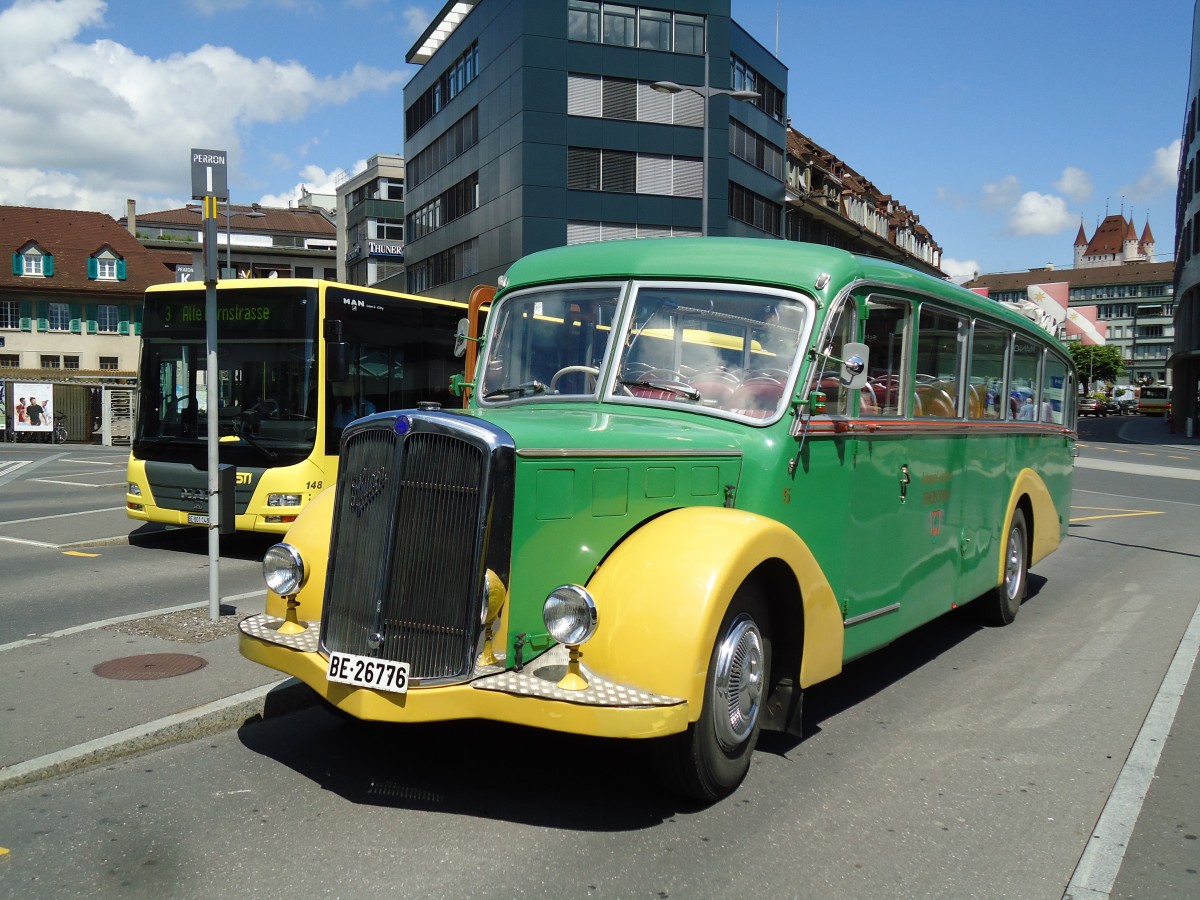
759;572;1050;757
127;524;276;562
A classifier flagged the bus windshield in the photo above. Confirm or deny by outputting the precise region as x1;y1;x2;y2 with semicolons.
134;286;319;467
479;282;810;419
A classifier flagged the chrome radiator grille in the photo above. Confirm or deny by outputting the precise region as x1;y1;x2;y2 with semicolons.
320;413;513;684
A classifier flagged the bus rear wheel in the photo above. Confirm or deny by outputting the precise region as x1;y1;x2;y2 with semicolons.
976;508;1028;626
653;586;771;802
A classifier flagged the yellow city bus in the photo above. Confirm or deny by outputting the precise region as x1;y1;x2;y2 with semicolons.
126;279;467;533
1136;384;1170;415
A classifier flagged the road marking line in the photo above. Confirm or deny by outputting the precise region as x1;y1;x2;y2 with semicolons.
0;506;124;526
62;550;100;558
1069;510;1164;523
0;460;33;478
1066;596;1200;898
32;478;125;488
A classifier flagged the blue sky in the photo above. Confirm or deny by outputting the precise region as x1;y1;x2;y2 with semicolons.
0;0;1192;283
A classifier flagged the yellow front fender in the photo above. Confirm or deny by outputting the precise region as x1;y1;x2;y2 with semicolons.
264;484;336;621
581;507;843;722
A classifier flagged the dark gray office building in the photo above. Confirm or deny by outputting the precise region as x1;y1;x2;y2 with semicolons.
403;0;787;300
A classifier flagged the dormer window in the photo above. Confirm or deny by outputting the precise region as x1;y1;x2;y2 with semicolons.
89;247;126;281
12;245;53;277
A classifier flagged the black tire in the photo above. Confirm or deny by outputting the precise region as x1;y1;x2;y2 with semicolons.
975;508;1028;626
653;585;771;802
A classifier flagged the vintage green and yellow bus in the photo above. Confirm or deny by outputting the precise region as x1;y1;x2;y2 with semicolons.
126;279;467;534
239;239;1076;800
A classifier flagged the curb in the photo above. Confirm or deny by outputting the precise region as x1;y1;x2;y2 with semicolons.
0;677;316;792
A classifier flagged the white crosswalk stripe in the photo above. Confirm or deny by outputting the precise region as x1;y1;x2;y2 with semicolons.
0;459;33;479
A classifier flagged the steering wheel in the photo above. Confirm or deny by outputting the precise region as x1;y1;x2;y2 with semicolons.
550;365;600;392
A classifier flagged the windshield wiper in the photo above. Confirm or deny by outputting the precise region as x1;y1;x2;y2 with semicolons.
619;378;701;402
483;380;547;400
227;429;279;461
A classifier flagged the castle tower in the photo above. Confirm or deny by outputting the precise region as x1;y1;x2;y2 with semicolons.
1074;222;1088;268
1123;216;1140;262
1140;220;1156;262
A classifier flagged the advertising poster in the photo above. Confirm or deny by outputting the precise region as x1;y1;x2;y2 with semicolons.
12;382;52;434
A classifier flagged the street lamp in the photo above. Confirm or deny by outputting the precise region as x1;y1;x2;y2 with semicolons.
650;74;759;236
223;202;266;278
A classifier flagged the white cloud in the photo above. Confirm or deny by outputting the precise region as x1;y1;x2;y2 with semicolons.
1009;191;1074;236
941;257;982;284
1054;166;1093;202
0;0;407;216
256;161;368;208
1121;139;1183;201
981;175;1020;211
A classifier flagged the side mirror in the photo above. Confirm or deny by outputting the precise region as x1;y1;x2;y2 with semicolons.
839;342;869;390
324;319;348;382
453;317;470;358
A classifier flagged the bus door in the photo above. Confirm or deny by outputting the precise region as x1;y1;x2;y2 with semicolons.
842;296;965;658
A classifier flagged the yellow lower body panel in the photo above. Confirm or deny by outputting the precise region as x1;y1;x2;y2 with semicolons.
239;614;690;740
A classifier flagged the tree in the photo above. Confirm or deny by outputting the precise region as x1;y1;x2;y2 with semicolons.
1066;343;1126;393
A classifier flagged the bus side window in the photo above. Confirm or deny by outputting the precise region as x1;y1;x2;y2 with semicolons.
814;299;858;415
1010;335;1042;421
861;297;909;417
968;321;1009;420
914;306;967;418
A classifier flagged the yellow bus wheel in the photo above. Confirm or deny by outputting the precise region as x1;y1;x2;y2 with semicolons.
653;584;771;802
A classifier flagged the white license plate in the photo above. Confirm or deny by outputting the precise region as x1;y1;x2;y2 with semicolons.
327;651;410;694
186;513;209;525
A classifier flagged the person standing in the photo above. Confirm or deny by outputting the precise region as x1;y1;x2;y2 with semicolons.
26;397;44;427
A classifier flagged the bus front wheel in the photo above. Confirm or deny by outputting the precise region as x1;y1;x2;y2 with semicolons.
976;508;1028;626
653;585;771;802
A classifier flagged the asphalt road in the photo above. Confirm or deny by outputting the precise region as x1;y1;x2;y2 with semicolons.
0;425;1197;900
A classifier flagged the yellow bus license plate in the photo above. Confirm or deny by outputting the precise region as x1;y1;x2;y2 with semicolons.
328;651;410;694
186;514;209;525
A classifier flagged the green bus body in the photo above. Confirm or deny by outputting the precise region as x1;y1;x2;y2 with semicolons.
240;239;1076;801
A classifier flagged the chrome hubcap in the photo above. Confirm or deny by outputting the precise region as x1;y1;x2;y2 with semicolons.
1004;527;1024;600
712;613;765;751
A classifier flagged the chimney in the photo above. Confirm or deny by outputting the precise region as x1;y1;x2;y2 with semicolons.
125;199;137;236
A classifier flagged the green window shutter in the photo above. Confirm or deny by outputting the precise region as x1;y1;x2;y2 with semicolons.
117;259;127;281
19;301;32;331
86;304;98;333
118;305;130;335
11;253;19;275
36;301;49;331
70;303;83;334
132;304;142;335
44;255;54;277
87;258;98;279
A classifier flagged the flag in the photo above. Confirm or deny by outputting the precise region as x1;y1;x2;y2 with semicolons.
1065;305;1107;345
1028;283;1069;324
968;287;989;298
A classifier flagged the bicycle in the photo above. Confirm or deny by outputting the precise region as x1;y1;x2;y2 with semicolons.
52;415;68;444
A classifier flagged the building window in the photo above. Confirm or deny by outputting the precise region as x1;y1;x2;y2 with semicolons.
96;304;119;333
568;147;601;190
41;355;61;369
639;8;671;50
407;238;479;293
731;54;785;123
375;218;405;241
603;4;636;46
0;300;18;329
569;0;600;41
48;302;71;331
0;354;18;367
674;13;705;54
729;183;782;236
382;178;405;201
729;120;784;180
569;147;699;197
16;249;50;277
63;355;80;370
567;75;702;126
405;41;479;137
99;356;119;370
407;173;479;241
408;108;479;189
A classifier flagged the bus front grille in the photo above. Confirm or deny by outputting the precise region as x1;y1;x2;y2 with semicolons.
319;413;513;685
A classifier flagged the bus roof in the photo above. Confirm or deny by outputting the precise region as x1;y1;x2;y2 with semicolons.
500;238;1050;338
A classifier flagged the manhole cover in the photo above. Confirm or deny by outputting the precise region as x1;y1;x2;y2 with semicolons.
93;653;208;681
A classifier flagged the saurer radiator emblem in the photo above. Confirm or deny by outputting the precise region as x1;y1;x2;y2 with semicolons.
348;465;388;516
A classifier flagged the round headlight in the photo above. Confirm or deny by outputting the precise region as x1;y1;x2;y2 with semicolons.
543;585;598;646
263;542;306;596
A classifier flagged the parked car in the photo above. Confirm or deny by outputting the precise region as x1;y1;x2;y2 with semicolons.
1079;397;1107;417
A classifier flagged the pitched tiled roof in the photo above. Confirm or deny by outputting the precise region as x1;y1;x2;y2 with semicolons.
1083;214;1135;257
1;205;186;297
962;260;1174;292
132;204;336;237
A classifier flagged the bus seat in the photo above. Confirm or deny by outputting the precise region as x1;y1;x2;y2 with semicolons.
730;377;786;414
690;378;736;408
859;382;878;415
967;384;984;419
916;385;956;418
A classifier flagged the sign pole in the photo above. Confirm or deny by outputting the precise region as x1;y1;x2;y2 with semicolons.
191;149;229;623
